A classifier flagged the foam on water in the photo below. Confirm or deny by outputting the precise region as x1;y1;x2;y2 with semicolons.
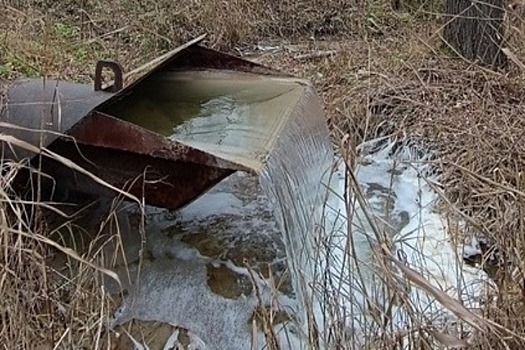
319;138;487;347
106;137;488;349
109;171;302;350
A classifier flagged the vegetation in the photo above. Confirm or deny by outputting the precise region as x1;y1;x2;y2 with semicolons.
2;0;525;348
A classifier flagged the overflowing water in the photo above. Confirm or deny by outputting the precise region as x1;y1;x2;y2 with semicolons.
78;71;488;349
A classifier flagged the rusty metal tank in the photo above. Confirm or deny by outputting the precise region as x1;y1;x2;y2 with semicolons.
1;36;325;210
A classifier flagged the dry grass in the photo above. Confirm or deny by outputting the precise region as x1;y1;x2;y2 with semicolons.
0;0;364;81
0;128;137;349
357;66;525;349
0;158;126;348
3;0;525;348
326;16;525;350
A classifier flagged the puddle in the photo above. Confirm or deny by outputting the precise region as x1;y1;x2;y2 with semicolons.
206;263;254;299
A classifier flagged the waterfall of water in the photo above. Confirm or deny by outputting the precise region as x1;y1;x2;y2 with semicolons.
96;70;486;349
103;72;334;349
258;85;333;345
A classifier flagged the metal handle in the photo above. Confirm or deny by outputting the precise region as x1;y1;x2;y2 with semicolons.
94;60;124;92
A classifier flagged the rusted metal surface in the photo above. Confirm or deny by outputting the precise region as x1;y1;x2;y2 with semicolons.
67;111;249;171
57;110;249;208
41;140;234;209
1;38;322;210
162;45;289;76
99;35;207;92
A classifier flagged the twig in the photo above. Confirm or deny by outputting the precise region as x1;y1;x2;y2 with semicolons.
294;50;337;61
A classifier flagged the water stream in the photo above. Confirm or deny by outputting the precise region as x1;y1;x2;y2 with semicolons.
97;71;332;349
319;139;487;347
83;71;486;349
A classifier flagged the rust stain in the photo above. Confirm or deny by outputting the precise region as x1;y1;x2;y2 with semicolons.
45;140;234;210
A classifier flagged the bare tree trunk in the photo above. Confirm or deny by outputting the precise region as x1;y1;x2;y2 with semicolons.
443;0;507;68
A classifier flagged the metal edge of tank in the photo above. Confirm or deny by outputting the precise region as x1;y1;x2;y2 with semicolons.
67;110;251;172
41;138;235;210
94;42;291;113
